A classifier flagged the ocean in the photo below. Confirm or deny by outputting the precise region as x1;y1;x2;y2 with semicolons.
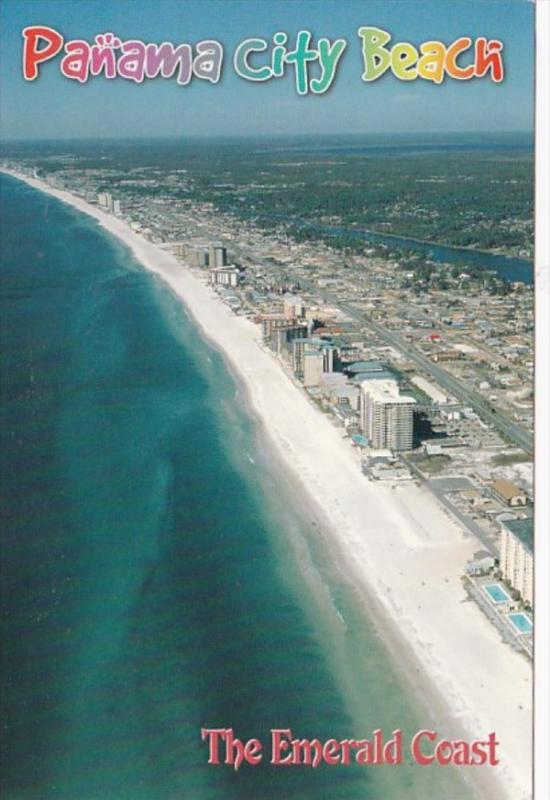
0;174;473;800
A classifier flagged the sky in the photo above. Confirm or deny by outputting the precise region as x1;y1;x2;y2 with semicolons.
0;0;535;141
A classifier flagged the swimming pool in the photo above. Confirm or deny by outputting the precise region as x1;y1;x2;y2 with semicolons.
484;583;511;604
508;612;533;634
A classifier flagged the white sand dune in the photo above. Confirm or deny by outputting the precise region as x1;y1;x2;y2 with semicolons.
3;169;532;800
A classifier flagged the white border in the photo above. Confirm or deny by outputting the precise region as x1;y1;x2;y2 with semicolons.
535;1;550;798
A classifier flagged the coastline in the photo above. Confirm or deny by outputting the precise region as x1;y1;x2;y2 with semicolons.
1;169;532;800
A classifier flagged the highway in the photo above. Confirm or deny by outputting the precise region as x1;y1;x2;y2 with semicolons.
231;242;534;455
307;286;534;455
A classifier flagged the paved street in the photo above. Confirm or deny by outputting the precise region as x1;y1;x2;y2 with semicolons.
336;299;533;455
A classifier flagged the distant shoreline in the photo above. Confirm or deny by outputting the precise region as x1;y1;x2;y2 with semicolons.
277;217;533;279
0;130;534;148
0;167;533;800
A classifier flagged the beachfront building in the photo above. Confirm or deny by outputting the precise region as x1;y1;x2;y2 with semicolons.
320;373;361;411
272;324;308;357
210;266;241;288
97;192;114;211
283;293;306;320
186;245;209;267
292;338;335;382
320;343;335;374
209;243;227;268
260;313;291;342
303;350;324;387
499;518;534;607
360;379;416;452
171;243;186;257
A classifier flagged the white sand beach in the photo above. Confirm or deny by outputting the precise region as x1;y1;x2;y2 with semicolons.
2;169;532;800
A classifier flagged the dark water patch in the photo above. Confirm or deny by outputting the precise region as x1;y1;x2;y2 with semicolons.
283;217;533;284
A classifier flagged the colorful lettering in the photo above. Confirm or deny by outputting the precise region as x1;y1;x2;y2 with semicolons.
358;27;504;83
22;25;64;80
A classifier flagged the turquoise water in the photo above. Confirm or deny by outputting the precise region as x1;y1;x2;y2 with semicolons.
0;174;473;799
508;613;533;634
484;584;512;604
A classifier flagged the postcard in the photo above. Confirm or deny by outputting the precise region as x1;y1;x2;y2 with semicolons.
1;2;548;799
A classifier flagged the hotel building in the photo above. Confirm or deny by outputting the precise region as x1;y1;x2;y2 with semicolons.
499;518;534;607
210;266;241;288
209;244;227;268
292;338;335;382
360;379;415;452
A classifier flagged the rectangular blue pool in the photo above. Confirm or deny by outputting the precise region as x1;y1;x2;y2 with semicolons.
508;612;533;634
484;583;511;604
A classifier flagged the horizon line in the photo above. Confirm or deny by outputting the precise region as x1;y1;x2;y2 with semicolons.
0;129;534;146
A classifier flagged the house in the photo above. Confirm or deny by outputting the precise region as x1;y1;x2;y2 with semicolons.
465;551;496;576
491;479;528;507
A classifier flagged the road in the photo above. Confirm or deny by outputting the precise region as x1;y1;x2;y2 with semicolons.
401;455;500;556
329;296;533;455
226;241;533;455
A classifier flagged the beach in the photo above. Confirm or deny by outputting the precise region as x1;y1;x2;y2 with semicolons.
2;169;532;800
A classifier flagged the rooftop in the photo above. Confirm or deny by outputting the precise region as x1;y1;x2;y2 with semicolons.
361;378;416;405
345;360;387;375
492;479;527;500
352;369;397;384
502;518;534;552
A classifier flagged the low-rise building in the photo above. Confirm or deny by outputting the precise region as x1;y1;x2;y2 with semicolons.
422;437;464;456
210;266;241;288
491;479;528;507
465;550;496;576
320;373;361;411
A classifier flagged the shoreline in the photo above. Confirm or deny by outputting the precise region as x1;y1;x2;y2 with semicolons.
280;217;533;274
347;226;531;264
1;168;532;800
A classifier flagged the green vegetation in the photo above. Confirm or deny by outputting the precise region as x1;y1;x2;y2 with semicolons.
409;454;451;474
4;134;533;258
492;452;532;466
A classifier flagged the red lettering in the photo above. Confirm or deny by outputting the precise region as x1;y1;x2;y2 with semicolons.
340;738;356;765
411;729;437;765
224;729;245;770
434;739;454;765
22;26;63;81
487;732;499;765
200;728;262;770
201;728;227;765
243;738;263;766
475;38;504;82
322;739;341;765
452;740;470;765
270;729;293;765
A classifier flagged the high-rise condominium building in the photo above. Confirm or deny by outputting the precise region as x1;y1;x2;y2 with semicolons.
360;379;415;451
